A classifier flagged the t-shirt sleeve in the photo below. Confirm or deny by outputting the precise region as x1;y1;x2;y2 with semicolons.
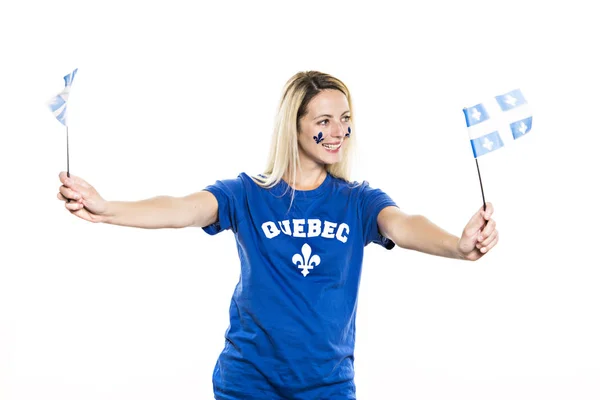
359;182;398;249
201;175;246;235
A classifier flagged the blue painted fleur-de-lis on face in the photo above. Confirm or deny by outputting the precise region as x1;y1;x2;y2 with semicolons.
292;243;321;277
345;127;351;138
313;132;324;144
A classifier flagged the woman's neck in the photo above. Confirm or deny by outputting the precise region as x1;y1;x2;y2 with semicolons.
284;165;327;190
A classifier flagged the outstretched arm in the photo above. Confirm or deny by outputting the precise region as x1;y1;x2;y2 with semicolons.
58;171;219;229
377;202;498;261
103;191;219;229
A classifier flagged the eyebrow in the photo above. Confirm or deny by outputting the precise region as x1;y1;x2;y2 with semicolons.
312;110;351;120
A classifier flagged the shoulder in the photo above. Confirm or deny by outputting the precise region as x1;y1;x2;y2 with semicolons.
205;172;261;186
239;172;273;190
350;178;397;211
207;172;279;196
330;175;384;197
202;173;252;200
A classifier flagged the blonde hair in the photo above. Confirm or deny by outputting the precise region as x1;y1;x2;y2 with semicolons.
253;71;356;194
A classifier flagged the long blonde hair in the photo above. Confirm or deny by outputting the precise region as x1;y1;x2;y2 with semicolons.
253;71;356;192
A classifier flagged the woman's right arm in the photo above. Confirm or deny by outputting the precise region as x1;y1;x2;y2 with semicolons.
57;171;218;229
102;192;218;229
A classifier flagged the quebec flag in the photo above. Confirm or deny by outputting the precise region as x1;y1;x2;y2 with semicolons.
48;68;78;126
463;88;532;158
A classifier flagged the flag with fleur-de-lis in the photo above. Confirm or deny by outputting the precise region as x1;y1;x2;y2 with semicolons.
48;68;78;126
463;88;532;158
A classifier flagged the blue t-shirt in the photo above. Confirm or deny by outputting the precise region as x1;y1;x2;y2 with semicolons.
202;172;397;399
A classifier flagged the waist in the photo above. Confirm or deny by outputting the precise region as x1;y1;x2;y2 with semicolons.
214;340;356;398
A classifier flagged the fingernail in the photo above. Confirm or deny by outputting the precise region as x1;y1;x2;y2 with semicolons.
478;235;483;241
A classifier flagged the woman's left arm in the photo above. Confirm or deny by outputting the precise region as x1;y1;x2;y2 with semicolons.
377;202;498;261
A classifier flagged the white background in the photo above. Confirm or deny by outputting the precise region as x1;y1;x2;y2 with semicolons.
1;1;599;399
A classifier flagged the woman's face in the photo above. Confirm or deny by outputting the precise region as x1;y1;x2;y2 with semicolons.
297;89;351;167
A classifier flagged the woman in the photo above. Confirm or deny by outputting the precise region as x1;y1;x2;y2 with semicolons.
57;71;498;399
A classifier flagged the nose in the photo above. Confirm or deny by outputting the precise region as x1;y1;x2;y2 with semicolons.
331;121;344;138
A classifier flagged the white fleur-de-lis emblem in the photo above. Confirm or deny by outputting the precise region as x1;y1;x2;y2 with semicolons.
292;243;321;277
518;121;527;134
482;137;494;151
504;94;517;106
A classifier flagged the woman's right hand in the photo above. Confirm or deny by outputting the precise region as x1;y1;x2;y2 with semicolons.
57;171;109;223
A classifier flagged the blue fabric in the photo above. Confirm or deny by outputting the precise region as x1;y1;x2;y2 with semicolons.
470;130;505;158
202;172;397;399
495;88;527;111
48;68;78;126
462;103;490;127
509;116;533;140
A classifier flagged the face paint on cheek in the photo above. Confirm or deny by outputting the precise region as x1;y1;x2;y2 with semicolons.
313;132;324;144
345;127;351;138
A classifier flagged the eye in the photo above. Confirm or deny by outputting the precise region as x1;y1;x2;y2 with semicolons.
343;115;351;122
319;119;329;125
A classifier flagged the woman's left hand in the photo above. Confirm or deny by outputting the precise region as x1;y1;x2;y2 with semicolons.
458;202;499;261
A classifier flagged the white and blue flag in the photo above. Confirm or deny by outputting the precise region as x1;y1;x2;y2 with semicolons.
48;68;78;126
463;88;532;158
509;116;533;140
470;131;504;158
495;89;527;111
463;103;490;127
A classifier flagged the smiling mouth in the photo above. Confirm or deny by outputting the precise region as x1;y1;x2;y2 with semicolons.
322;142;342;150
